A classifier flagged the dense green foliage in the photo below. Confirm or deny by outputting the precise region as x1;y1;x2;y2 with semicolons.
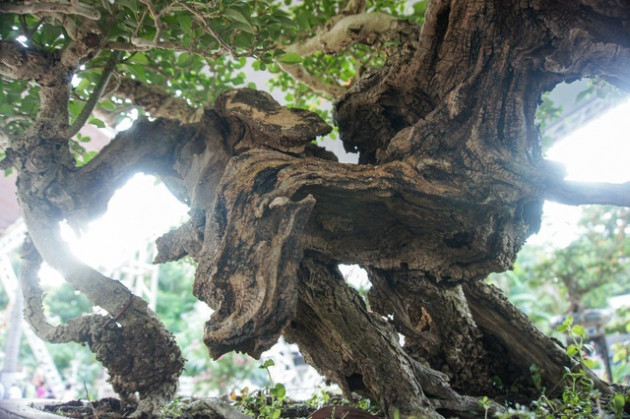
489;206;630;385
0;0;426;159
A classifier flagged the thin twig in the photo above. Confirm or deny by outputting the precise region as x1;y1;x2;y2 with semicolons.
127;38;226;60
278;63;346;98
176;1;238;56
139;0;162;43
66;50;121;139
83;382;100;419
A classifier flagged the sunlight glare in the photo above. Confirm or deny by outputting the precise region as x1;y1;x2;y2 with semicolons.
528;98;630;247
60;174;188;270
546;98;630;184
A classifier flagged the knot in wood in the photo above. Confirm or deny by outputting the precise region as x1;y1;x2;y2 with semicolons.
215;88;331;153
25;142;57;173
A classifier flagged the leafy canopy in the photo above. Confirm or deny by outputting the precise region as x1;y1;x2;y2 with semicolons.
0;0;427;161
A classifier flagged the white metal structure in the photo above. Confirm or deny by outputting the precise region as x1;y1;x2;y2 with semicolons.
0;219;162;398
260;339;327;400
109;242;160;311
0;220;65;398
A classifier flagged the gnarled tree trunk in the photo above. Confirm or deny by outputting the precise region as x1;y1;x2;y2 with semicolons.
7;0;630;417
155;1;627;416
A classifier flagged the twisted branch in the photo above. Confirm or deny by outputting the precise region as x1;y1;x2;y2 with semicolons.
0;1;101;20
111;77;201;122
287;12;418;57
20;237;106;344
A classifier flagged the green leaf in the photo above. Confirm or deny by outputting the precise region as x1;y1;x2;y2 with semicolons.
613;393;625;414
224;8;254;33
271;383;286;399
231;22;255;35
296;11;310;31
178;14;193;33
0;15;19;39
259;359;275;369
130;53;149;64
572;324;586;338
88;116;105;128
413;1;428;17
276;52;303;64
77;150;98;167
177;53;195;68
566;344;578;358
37;23;63;46
118;0;138;14
232;32;254;48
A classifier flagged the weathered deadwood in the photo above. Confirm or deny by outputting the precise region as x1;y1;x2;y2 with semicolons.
188;91;331;358
214;89;332;154
462;281;611;396
336;0;630;166
184;146;524;360
194;183;315;358
284;254;501;418
367;269;494;397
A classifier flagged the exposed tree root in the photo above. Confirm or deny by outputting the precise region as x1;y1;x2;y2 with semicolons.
19;234;184;417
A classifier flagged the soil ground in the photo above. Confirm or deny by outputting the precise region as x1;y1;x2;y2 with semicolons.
40;397;381;418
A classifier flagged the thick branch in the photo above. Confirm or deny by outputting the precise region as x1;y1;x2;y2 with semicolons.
545;179;630;207
0;1;101;20
287;12;418;57
60;118;199;224
0;40;53;82
112;77;201;123
462;281;611;396
284;255;502;418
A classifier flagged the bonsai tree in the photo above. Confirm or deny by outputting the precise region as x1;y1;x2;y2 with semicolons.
1;0;629;416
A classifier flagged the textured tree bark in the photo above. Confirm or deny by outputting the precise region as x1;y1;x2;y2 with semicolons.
284;254;492;418
156;0;628;415
7;0;630;416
